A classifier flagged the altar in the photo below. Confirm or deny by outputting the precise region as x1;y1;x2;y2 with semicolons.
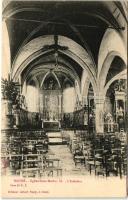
42;120;60;131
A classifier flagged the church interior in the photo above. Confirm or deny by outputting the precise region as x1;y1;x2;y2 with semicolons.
1;1;127;178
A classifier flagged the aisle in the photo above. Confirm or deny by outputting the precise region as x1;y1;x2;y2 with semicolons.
49;145;90;176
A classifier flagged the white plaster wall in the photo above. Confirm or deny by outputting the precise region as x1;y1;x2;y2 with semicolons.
63;87;76;113
2;21;11;79
104;97;113;114
26;85;39;112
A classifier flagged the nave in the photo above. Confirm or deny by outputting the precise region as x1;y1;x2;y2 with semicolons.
1;1;127;180
1;129;127;178
48;144;88;177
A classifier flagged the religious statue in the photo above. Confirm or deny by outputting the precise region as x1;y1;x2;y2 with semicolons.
117;106;124;117
48;80;54;90
105;112;114;132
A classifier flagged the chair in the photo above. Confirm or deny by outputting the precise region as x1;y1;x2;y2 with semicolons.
40;166;62;177
85;149;96;174
1;157;10;175
9;155;22;175
17;168;40;177
104;153;122;177
73;149;85;166
9;143;22;155
39;157;62;177
17;154;44;177
94;149;105;176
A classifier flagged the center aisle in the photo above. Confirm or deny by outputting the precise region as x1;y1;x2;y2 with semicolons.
49;144;90;176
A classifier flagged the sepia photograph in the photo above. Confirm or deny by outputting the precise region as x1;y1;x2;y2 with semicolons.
1;0;127;198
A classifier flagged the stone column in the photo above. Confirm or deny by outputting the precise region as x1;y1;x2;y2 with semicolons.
115;99;118;122
1;99;14;129
58;94;62;120
95;97;105;134
13;109;20;128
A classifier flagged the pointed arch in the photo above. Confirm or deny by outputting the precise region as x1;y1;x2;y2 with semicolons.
40;71;61;89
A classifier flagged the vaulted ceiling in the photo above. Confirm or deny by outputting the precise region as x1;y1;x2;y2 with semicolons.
3;1;127;88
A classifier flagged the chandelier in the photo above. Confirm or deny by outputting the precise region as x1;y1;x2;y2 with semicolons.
42;35;68;71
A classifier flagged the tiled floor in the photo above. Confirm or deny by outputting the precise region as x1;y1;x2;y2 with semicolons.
49;144;90;176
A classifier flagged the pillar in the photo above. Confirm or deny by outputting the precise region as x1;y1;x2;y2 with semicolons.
2;21;11;79
95;97;105;134
13;109;20;128
1;99;14;129
58;94;62;120
115;99;118;122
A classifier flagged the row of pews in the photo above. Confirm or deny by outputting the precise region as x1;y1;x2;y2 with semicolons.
1;129;127;178
1;129;62;177
67;130;127;177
